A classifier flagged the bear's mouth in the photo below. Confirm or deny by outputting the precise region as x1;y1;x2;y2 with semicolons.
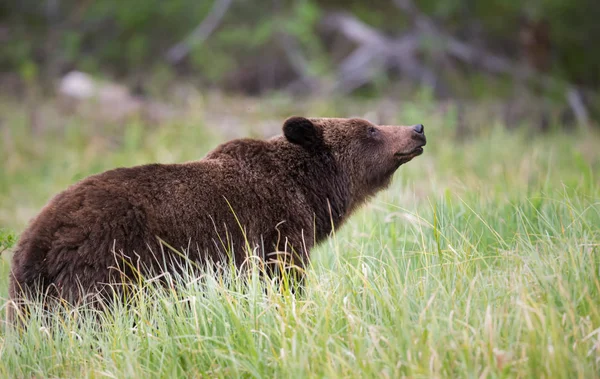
394;146;424;160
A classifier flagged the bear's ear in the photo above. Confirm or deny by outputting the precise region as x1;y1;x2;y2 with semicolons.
283;116;321;147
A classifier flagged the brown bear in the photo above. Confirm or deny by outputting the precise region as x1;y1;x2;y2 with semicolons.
8;116;426;319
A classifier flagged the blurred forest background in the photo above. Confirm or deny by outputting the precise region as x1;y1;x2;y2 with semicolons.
3;3;600;378
0;0;599;129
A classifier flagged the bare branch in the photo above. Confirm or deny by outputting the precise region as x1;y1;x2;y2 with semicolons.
277;32;325;94
166;0;233;64
334;45;385;93
323;12;442;94
323;12;391;48
567;87;590;129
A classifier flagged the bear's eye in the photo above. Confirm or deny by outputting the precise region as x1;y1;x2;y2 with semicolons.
367;126;379;137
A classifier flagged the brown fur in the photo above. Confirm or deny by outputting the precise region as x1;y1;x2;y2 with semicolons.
8;117;426;318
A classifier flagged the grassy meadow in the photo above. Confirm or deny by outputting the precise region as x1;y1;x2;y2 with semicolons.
0;95;599;378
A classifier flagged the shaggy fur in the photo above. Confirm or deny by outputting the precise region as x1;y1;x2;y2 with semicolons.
8;116;426;318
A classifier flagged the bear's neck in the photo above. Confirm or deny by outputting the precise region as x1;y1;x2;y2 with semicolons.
287;149;353;244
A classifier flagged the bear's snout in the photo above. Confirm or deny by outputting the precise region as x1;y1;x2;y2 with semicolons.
412;124;424;134
411;124;427;146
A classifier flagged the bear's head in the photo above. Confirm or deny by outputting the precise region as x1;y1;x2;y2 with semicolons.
283;116;426;202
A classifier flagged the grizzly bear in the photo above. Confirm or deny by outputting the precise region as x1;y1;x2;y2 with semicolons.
8;116;426;319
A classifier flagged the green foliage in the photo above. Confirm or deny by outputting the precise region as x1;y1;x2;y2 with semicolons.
0;229;16;254
1;0;597;92
285;1;329;76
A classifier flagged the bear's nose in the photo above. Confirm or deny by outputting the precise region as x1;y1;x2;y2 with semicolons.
412;124;424;134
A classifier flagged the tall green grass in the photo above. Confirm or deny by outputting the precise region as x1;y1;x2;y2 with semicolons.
0;97;599;377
